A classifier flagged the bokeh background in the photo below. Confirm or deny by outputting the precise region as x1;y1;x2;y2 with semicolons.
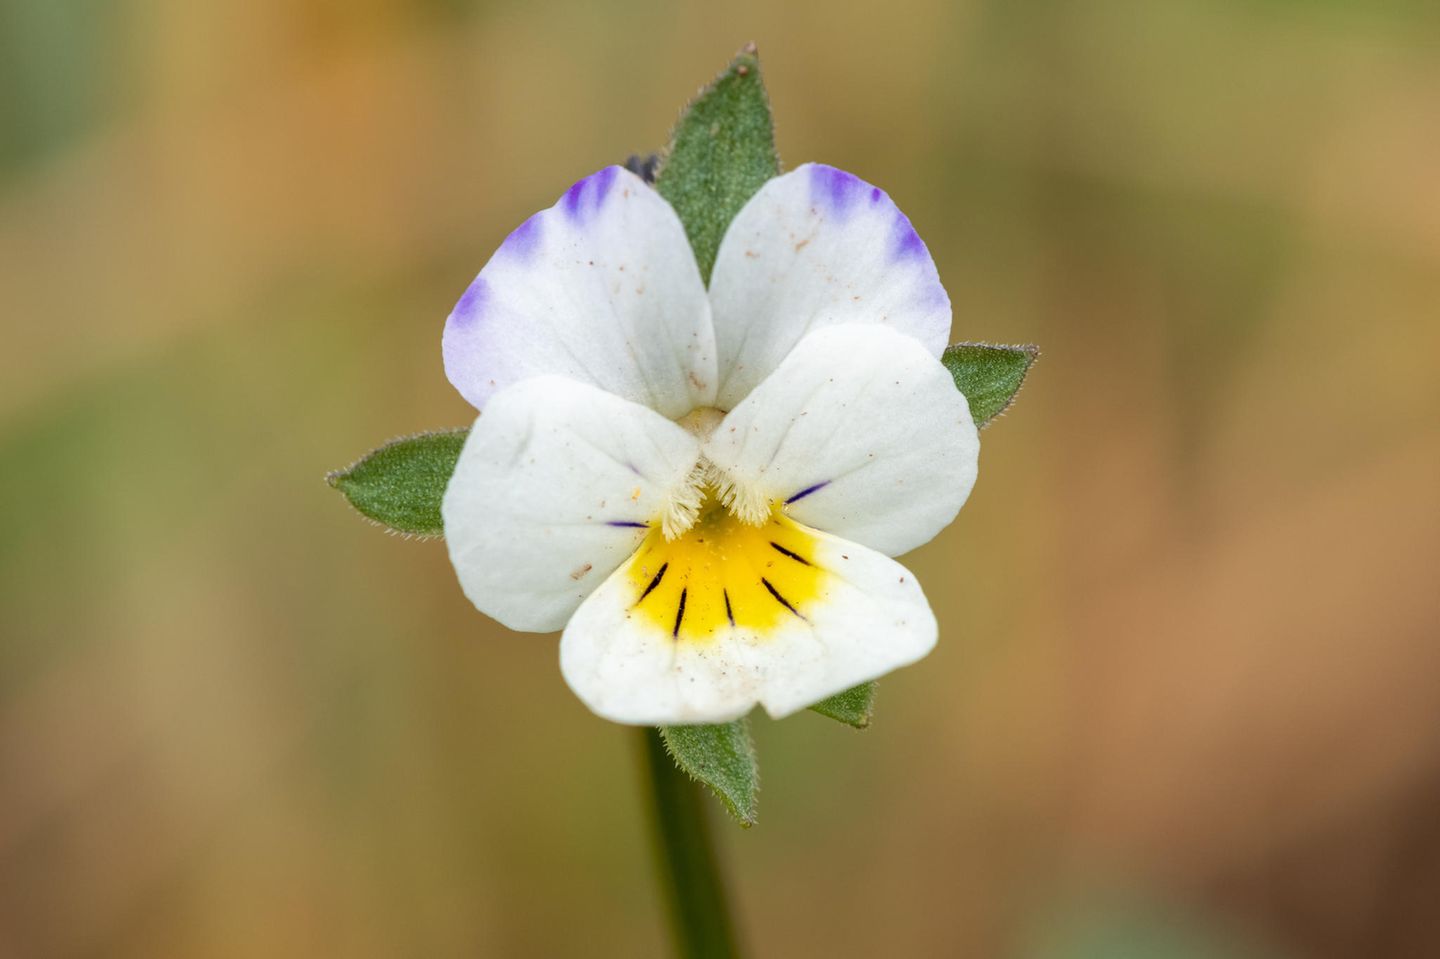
2;1;1438;956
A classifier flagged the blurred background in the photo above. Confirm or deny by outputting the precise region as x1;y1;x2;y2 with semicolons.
2;0;1437;956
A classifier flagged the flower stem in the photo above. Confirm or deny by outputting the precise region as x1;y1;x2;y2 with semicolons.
639;727;743;959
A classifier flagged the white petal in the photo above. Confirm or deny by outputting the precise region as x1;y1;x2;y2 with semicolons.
707;163;951;408
704;324;979;557
443;166;718;418
559;518;936;725
441;376;701;633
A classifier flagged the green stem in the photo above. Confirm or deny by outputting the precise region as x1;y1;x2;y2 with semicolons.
639;728;742;959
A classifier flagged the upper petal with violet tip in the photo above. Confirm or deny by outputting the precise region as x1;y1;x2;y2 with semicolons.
443;166;718;419
706;163;952;409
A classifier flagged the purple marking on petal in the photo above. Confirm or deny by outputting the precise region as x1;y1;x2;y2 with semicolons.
870;186;883;204
562;166;621;223
808;164;864;219
450;276;489;328
785;481;830;504
606;521;649;528
593;165;619;204
501;213;544;262
891;213;928;262
561;175;588;218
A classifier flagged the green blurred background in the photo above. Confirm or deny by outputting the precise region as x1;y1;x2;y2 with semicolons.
2;1;1438;956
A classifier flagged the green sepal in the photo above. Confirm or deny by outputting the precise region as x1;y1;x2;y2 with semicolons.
941;343;1040;428
654;43;779;285
327;428;470;537
808;681;877;729
659;719;759;827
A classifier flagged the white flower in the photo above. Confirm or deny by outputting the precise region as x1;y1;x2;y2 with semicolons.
441;163;980;725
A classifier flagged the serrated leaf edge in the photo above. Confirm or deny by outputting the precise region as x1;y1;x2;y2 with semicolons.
659;723;760;828
946;341;1041;428
808;682;877;730
652;41;782;186
325;426;471;541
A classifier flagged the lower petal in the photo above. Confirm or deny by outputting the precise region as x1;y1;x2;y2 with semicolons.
558;511;937;725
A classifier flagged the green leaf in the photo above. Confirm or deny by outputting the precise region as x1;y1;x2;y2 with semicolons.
655;43;779;285
941;343;1040;428
808;681;876;729
659;720;759;827
327;428;469;537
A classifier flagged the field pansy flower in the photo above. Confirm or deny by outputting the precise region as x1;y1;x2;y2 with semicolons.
441;162;979;725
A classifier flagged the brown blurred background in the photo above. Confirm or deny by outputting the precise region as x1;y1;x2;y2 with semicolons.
2;1;1438;956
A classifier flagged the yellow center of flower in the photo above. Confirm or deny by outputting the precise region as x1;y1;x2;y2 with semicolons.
626;490;826;644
